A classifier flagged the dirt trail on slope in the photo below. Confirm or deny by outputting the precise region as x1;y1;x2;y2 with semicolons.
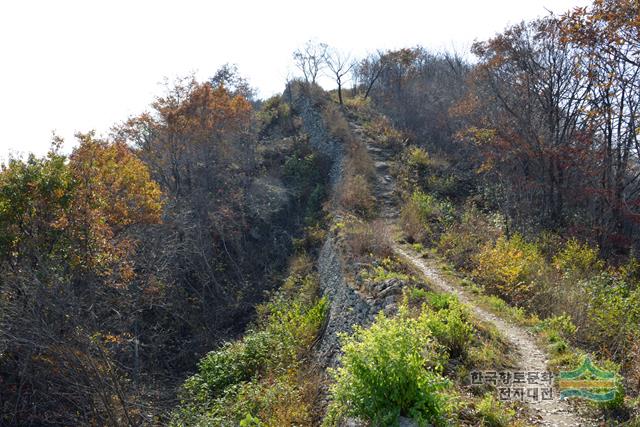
395;246;590;427
350;119;592;427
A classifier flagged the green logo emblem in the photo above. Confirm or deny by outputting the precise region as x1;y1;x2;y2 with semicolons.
558;357;617;401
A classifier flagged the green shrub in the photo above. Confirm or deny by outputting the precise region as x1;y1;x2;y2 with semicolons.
411;242;425;253
550;338;568;355
475;393;515;427
403;287;432;307
536;314;577;341
403;288;456;312
477;295;531;325
396;146;449;196
597;359;626;411
304;184;326;224
325;310;452;426
407;147;432;167
283;152;324;193
359;257;411;283
411;191;455;225
183;331;272;403
422;301;474;359
362;115;404;146
400;191;455;243
426;293;456;311
425;174;460;198
240;413;264;427
584;273;640;358
257;95;293;132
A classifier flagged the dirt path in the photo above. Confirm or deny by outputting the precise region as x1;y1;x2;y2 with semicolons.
350;119;592;426
395;246;589;427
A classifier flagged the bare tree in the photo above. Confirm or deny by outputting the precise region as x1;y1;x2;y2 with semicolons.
293;40;328;84
354;51;388;99
326;48;355;105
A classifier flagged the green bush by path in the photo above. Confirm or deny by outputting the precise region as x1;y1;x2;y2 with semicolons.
324;309;452;426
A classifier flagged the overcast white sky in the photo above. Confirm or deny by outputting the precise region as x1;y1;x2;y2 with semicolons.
0;0;589;159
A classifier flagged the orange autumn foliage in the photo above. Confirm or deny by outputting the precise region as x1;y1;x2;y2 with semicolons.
66;133;163;276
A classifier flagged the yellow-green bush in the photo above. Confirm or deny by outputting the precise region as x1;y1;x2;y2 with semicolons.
362;115;404;146
407;146;432;168
257;95;294;133
396;146;462;198
359;257;411;283
423;301;474;359
344;95;372;111
553;238;604;281
472;234;546;305
413;191;455;225
585;273;640;359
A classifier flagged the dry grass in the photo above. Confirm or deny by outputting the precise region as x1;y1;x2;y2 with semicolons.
344;219;393;258
346;140;375;180
322;103;352;143
339;174;375;218
289;252;315;276
339;140;376;217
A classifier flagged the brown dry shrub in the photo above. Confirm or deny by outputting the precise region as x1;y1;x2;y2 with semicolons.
400;201;428;243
